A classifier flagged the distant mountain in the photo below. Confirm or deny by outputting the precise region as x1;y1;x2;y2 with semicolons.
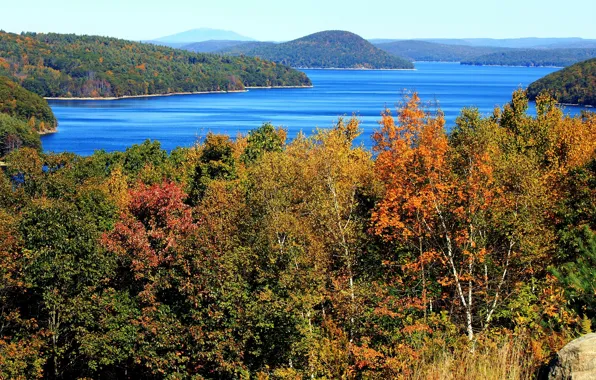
527;58;596;106
368;39;401;44
233;31;413;69
368;37;596;49
215;41;276;55
461;48;596;67
538;41;596;49
420;38;595;49
153;28;255;44
417;39;473;46
374;40;510;62
0;31;311;99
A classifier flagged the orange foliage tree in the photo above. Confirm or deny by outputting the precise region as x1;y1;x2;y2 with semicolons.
370;91;594;343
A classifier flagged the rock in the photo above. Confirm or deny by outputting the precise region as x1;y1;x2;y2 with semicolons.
547;333;596;380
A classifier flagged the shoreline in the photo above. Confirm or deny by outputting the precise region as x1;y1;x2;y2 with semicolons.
38;129;58;136
44;85;313;101
297;67;416;71
245;85;313;89
45;90;247;101
461;63;565;68
559;102;593;108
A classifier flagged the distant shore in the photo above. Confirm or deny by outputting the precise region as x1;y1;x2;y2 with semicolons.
460;63;565;68
559;102;593;108
44;85;314;101
297;67;416;71
45;90;247;101
245;85;314;89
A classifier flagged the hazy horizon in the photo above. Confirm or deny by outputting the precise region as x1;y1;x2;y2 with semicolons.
1;0;595;42
1;27;594;44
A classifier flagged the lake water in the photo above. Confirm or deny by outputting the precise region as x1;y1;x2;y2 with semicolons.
42;62;588;156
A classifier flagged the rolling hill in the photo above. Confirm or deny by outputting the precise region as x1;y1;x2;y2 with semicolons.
214;41;276;55
0;31;311;99
231;31;413;69
180;40;251;53
374;40;510;62
181;41;276;55
527;58;596;106
461;48;596;67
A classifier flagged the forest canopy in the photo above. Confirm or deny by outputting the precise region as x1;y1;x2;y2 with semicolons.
1;90;595;379
0;76;56;156
0;112;41;156
527;58;596;106
0;76;57;133
0;31;311;98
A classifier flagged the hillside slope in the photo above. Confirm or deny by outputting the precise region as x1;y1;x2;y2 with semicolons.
527;58;596;106
0;32;311;99
181;40;249;53
245;31;413;69
461;48;596;67
0;76;57;133
215;42;276;55
374;40;510;62
0;113;41;156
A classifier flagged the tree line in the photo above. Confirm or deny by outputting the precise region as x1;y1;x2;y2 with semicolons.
461;48;596;67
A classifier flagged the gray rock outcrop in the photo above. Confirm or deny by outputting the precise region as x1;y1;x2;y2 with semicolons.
548;333;596;379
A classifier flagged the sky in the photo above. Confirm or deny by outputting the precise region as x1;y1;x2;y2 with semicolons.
2;0;595;41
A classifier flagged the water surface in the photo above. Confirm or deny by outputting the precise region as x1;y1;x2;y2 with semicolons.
43;63;587;155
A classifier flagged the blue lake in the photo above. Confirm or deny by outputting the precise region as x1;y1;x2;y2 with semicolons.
42;62;588;156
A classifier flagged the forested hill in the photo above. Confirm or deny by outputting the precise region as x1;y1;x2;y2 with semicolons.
241;31;414;69
374;40;510;62
0;76;56;133
528;58;596;106
214;41;275;55
461;48;596;67
180;40;251;53
183;41;275;55
0;32;311;98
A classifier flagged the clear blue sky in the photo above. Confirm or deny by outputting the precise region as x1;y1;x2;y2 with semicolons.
2;0;595;41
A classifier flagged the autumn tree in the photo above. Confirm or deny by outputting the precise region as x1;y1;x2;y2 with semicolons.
103;181;250;377
370;91;593;344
